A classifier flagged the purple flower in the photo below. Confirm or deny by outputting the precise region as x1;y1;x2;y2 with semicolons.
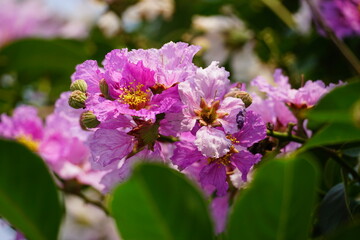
318;0;360;38
171;110;266;196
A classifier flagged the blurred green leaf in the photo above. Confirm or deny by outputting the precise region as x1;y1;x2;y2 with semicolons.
0;38;88;76
0;38;90;102
0;139;63;240
110;163;214;240
324;158;342;189
325;221;360;240
227;155;319;240
307;81;360;129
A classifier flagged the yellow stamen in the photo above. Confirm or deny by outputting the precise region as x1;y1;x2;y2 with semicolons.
119;83;150;110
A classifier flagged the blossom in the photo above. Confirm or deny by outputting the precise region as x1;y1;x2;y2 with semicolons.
174;61;245;158
318;0;360;38
251;69;342;110
171;110;266;196
0;106;43;151
70;42;200;122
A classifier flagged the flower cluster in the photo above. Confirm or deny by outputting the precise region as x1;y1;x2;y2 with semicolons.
0;92;106;191
249;69;342;152
67;42;267;197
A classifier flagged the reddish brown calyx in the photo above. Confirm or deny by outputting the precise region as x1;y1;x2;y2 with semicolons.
127;118;160;152
194;98;227;127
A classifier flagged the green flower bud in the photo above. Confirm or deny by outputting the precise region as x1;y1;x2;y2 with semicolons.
100;79;113;100
80;111;100;129
224;90;252;108
68;90;87;109
70;79;87;93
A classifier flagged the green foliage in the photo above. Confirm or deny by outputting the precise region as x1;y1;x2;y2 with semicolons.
227;155;319;240
304;81;360;149
110;163;214;240
308;81;360;128
0;139;63;240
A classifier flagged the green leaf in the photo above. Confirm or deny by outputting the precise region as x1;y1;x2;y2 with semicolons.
0;139;63;240
307;81;360;129
110;163;214;240
304;123;360;149
325;222;360;240
316;183;352;236
227;155;319;240
0;38;88;75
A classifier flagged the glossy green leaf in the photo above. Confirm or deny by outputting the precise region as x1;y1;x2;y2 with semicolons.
110;163;214;240
227;155;319;240
316;183;352;235
304;123;360;149
0;139;63;240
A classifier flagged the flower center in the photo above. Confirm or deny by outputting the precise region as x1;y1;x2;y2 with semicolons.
207;146;239;166
194;98;224;127
119;84;151;110
16;135;39;152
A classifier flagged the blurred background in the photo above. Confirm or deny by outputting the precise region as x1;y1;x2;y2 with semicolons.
1;0;359;115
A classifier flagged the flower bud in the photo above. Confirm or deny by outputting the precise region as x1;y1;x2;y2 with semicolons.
100;79;112;100
80;111;100;129
225;90;252;108
68;90;87;109
70;79;87;93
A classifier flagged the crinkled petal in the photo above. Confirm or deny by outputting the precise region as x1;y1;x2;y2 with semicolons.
195;127;231;158
218;97;245;134
88;129;134;169
199;163;228;196
171;141;206;170
193;61;230;102
231;150;262;182
233;110;266;148
211;194;229;234
71;60;103;94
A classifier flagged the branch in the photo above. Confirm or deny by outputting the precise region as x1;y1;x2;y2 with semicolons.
305;0;360;75
65;190;110;215
266;129;306;144
322;147;360;183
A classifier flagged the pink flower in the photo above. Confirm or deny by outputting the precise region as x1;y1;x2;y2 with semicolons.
251;69;342;109
71;42;199;122
175;61;245;158
0;93;107;191
171;110;266;196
